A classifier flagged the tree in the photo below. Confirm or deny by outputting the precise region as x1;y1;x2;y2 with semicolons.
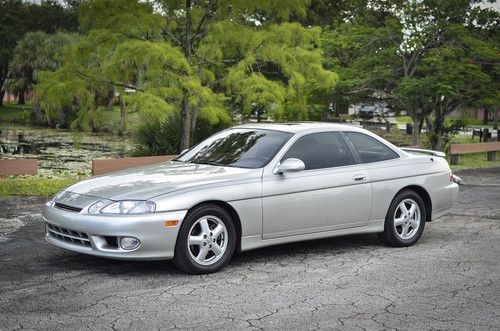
150;0;327;149
35;0;338;151
0;0;79;106
320;0;499;149
6;31;78;123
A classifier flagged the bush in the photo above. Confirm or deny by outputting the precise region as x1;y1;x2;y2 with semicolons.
132;111;231;156
132;112;180;156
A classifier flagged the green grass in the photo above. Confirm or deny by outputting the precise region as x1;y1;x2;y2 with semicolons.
0;104;32;123
0;177;79;197
449;152;500;170
396;116;412;123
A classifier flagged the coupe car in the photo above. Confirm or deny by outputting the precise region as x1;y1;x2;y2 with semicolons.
43;123;461;273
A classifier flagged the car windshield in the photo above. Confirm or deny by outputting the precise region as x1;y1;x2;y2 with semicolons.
176;128;293;169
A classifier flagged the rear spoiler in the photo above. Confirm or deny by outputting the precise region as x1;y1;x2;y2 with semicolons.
400;147;446;157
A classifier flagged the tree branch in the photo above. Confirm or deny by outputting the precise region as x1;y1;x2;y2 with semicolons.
76;71;144;92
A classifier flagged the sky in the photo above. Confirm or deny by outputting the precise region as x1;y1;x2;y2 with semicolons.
480;0;500;10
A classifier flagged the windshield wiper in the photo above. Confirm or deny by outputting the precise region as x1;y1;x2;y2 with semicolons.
190;160;230;167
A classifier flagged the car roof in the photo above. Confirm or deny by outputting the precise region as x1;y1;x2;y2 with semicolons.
234;122;366;134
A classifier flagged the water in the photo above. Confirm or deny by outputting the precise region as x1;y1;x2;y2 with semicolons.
0;125;133;177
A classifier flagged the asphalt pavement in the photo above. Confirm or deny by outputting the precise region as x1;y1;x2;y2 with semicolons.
0;167;499;330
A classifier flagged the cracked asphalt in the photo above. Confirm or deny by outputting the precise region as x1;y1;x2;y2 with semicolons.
0;168;499;330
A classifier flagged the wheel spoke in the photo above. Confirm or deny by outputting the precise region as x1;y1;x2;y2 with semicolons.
211;243;223;256
188;235;204;246
212;224;224;238
394;217;405;227
409;219;419;229
196;246;209;262
409;203;417;218
401;224;409;237
199;218;210;235
399;202;409;214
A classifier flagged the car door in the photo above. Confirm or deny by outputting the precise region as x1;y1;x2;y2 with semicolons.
262;131;372;239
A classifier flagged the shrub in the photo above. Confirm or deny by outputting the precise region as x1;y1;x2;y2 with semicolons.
132;111;231;156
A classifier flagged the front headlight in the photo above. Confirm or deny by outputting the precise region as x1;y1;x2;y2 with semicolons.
46;190;66;207
88;200;156;214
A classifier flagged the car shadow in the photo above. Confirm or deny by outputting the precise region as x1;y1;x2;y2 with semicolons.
41;233;382;276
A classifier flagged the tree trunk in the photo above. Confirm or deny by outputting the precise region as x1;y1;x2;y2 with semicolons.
59;105;68;127
483;108;489;125
411;117;420;146
0;77;5;107
432;110;445;151
493;107;498;130
180;97;191;151
189;63;203;142
120;97;127;132
179;0;193;151
418;117;424;134
18;90;26;105
33;98;43;123
106;90;115;111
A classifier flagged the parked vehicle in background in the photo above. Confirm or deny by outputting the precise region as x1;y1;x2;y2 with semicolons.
43;123;460;274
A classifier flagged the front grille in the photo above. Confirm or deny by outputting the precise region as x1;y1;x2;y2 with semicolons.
46;223;90;247
54;202;83;213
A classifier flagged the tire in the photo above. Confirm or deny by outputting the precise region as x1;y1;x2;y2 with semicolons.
378;189;426;247
173;204;236;274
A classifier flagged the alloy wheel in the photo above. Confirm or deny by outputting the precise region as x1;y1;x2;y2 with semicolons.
393;198;421;240
187;215;228;266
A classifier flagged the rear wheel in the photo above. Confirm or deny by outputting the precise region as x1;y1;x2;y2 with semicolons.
378;190;426;247
173;204;236;274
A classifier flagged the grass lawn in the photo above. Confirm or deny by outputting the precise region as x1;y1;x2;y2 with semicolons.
449;152;500;170
0;104;32;123
0;177;79;197
396;116;412;123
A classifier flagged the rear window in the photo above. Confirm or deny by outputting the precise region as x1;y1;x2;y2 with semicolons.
345;132;399;163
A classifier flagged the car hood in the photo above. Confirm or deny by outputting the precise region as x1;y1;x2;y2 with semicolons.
64;161;262;200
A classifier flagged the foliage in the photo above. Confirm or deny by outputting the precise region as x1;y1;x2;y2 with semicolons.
0;177;79;197
6;31;78;99
132;110;231;156
33;0;337;153
0;0;79;106
319;0;499;150
5;0;499;157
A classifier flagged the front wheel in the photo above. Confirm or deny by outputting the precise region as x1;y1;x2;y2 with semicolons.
173;204;236;274
378;190;426;247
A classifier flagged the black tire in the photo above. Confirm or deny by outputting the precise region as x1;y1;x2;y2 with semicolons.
378;189;426;247
173;204;236;274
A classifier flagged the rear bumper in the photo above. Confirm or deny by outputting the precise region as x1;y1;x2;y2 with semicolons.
431;182;459;221
42;204;187;260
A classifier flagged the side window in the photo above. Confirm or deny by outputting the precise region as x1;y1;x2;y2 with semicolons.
282;132;355;170
345;132;399;163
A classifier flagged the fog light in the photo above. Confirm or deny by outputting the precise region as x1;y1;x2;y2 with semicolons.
120;237;140;250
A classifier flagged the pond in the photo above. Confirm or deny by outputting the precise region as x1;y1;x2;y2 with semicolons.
0;125;133;177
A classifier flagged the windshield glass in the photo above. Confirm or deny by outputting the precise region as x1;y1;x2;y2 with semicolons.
177;128;293;169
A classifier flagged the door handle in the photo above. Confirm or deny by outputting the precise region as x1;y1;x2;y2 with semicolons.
353;175;366;182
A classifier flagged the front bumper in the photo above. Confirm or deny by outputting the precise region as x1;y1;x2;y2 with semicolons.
42;204;188;260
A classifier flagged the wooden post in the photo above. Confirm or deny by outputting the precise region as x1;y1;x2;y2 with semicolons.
487;151;496;161
450;154;460;165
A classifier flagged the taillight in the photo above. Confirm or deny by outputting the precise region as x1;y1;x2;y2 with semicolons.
450;172;464;185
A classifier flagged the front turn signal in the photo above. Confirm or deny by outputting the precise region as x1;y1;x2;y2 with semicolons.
164;220;179;227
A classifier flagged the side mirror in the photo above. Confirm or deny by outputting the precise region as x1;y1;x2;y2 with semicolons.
179;148;189;156
273;158;305;175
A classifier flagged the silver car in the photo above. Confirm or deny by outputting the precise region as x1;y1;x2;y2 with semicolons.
43;123;460;273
